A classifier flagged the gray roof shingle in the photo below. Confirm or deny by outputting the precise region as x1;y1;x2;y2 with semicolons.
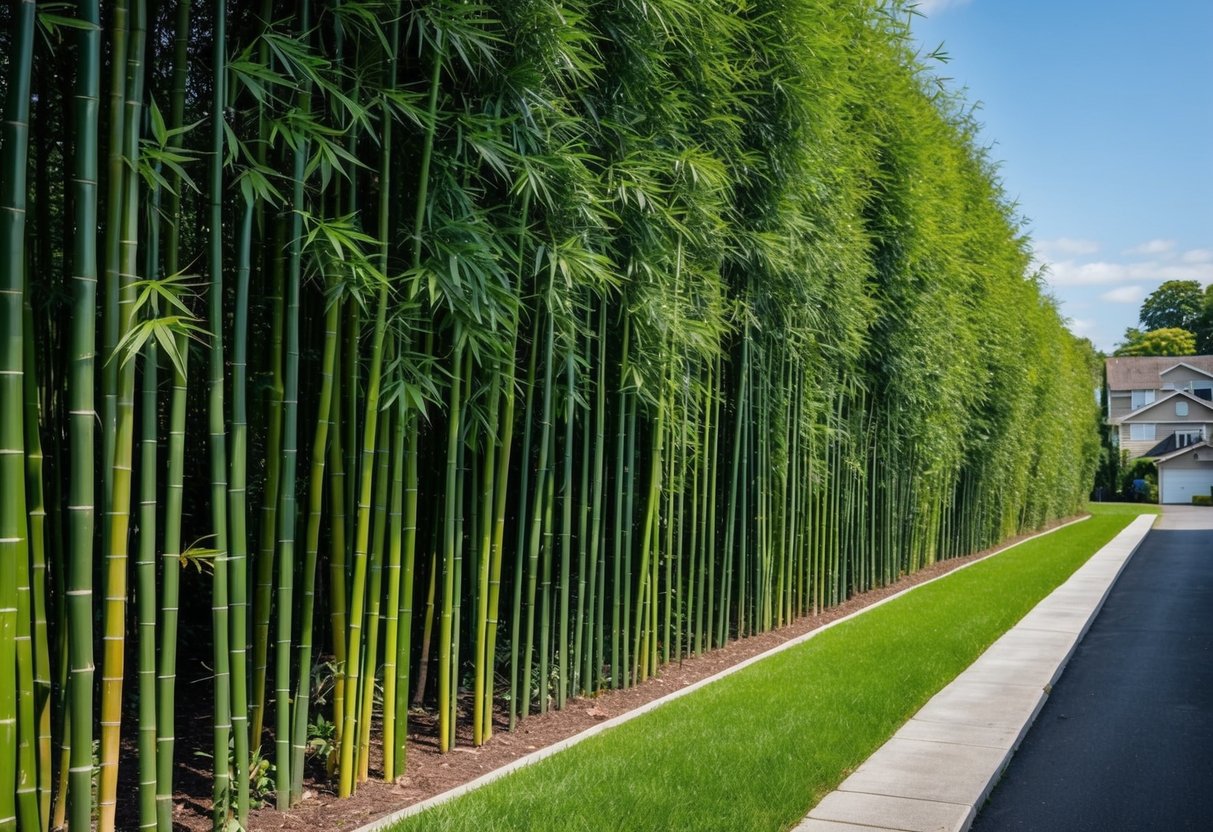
1105;356;1213;390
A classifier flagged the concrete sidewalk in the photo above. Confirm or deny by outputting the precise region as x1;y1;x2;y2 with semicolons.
793;513;1157;832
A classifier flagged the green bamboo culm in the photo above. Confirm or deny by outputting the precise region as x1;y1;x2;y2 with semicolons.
288;286;339;803
135;277;159;832
155;3;193;829
23;86;52;832
275;0;313;810
98;1;146;828
376;0;407;776
65;0;102;829
207;2;233;827
0;3;37;831
248;0;282;751
21;307;49;832
229;195;255;827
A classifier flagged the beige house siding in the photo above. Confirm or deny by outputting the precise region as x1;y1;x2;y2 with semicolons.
1119;427;1160;458
1119;396;1213;426
1108;391;1135;421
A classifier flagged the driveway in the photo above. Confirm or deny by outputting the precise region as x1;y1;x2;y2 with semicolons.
971;505;1213;831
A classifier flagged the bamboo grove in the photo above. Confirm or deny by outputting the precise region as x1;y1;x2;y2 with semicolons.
0;0;1101;830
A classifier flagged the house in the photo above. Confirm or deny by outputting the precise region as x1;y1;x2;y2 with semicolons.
1105;355;1213;504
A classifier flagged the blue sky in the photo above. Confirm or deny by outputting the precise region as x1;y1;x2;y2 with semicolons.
910;0;1213;353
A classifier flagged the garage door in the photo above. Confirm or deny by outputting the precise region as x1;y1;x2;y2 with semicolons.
1160;467;1213;504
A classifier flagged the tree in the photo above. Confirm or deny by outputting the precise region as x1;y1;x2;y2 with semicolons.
1139;279;1204;332
1114;326;1197;356
1193;284;1213;354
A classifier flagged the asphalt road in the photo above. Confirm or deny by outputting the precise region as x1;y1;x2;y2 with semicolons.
971;506;1213;831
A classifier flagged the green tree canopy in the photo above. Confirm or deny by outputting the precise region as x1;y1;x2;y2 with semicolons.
1139;279;1204;331
1194;284;1213;354
1114;326;1197;356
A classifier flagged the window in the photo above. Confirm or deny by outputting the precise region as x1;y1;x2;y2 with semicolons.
1176;401;1189;417
1130;424;1156;441
1131;389;1156;409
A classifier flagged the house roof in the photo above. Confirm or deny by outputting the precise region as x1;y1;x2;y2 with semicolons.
1153;440;1213;465
1114;389;1213;423
1105;355;1213;390
1143;432;1206;458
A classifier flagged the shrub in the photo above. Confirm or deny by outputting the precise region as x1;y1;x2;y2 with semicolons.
1119;457;1158;503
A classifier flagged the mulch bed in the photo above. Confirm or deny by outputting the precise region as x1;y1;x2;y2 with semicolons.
156;517;1074;831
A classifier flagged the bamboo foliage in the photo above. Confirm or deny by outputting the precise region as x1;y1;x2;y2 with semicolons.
1;1;1102;830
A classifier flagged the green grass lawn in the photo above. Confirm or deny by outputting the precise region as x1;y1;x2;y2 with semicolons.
388;509;1151;832
1086;501;1160;516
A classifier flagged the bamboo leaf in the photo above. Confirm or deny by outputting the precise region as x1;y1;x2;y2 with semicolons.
149;99;168;147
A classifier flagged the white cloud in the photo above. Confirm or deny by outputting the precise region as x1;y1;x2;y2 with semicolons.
1034;237;1100;258
1181;249;1213;264
915;0;972;13
1043;258;1213;288
1067;318;1096;338
1043;260;1127;287
1124;239;1176;257
1100;285;1145;304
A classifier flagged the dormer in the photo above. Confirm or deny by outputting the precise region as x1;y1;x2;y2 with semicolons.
1160;361;1213;379
1159;362;1213;393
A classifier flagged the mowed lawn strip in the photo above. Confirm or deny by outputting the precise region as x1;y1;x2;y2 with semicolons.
390;509;1149;832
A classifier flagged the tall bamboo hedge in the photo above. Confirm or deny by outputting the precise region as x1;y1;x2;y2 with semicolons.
0;1;1100;830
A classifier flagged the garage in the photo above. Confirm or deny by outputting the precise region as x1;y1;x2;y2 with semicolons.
1156;442;1213;504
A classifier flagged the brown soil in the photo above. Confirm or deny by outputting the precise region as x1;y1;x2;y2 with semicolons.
159;517;1075;832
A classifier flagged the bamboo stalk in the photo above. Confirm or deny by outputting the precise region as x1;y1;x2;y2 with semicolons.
558;345;574;708
437;334;464;752
382;400;408;777
472;374;499;745
276;2;312;807
18;269;49;832
65;2;101;827
207;3;232;826
521;303;556;717
229;197;255;826
509;303;539;726
588;305;608;691
155;2;191;826
0;11;36;831
99;3;146;826
136;303;159;832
